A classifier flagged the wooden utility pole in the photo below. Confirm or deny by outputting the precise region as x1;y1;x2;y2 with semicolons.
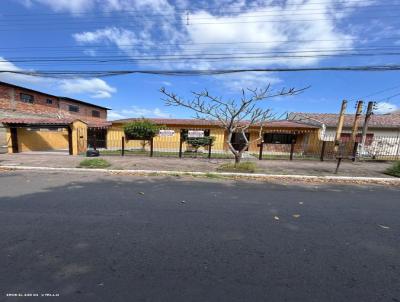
350;100;363;161
360;101;374;144
334;100;347;153
351;100;364;142
359;101;374;156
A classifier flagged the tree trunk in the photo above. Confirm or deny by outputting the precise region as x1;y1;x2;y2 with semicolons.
234;153;242;165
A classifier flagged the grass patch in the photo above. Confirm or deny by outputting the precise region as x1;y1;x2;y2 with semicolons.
79;158;111;169
385;161;400;177
217;161;257;173
204;172;223;179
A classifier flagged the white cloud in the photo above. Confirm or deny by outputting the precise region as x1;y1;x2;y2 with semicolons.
108;106;172;120
21;0;174;14
374;102;399;114
0;57;117;99
20;0;95;13
216;72;282;92
0;57;41;84
73;27;143;55
68;0;377;91
59;78;117;98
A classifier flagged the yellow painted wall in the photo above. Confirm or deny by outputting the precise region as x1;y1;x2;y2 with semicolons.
71;120;87;155
5;128;12;153
17;128;69;152
108;124;227;152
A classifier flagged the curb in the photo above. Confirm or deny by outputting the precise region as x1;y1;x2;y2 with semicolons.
1;165;399;185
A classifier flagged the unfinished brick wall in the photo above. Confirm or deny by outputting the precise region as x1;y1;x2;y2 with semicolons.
0;84;107;122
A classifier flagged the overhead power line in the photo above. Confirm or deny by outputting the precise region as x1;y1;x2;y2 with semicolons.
2;65;400;79
2;14;400;31
2;5;400;23
3;50;400;64
0;0;393;17
379;91;400;101
3;38;400;50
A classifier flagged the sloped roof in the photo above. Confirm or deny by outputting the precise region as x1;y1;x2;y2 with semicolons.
289;112;400;128
0;80;111;110
111;117;318;128
0;117;74;125
0;117;112;128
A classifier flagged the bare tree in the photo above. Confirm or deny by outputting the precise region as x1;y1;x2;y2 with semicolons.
160;85;307;164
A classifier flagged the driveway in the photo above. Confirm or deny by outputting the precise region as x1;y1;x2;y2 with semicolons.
0;171;399;301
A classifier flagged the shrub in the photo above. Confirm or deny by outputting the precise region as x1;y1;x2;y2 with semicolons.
187;136;215;150
217;161;257;173
123;119;164;140
79;158;111;169
385;161;400;177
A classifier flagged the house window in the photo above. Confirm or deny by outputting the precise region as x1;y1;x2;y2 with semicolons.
68;105;79;113
340;133;374;145
46;99;53;104
92;110;100;118
264;133;296;144
20;93;34;104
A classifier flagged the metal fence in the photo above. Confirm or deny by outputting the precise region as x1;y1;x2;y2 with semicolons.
87;137;235;159
257;135;400;161
86;134;400;161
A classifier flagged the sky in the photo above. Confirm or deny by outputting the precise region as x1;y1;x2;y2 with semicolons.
1;0;400;120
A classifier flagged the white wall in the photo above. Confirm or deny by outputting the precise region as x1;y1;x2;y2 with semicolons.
323;126;400;158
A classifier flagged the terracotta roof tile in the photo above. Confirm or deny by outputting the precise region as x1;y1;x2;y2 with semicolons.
289;112;400;128
0;117;112;128
111;118;318;129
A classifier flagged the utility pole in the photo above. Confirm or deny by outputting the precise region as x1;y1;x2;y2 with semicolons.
349;100;363;161
334;100;347;153
351;100;363;142
360;101;374;156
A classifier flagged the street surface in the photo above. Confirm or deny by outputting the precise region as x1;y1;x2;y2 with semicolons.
0;171;399;302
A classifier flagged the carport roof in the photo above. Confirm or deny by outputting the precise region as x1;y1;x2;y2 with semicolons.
0;117;73;126
0;117;112;128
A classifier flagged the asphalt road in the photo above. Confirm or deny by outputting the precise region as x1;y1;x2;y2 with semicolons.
0;171;399;302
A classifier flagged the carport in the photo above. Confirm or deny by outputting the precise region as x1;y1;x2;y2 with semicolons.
0;118;88;155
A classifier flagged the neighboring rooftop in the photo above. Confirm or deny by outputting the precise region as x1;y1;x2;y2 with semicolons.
0;81;111;111
112;117;318;128
289;112;400;128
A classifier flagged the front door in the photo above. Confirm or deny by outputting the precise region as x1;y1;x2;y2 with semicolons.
10;128;18;153
231;132;250;151
88;128;107;149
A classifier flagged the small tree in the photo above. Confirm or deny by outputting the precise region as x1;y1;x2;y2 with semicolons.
123;119;163;141
186;136;215;157
161;85;306;164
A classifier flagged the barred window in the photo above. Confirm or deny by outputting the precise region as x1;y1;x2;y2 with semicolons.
92;110;100;118
68;105;79;113
20;93;34;104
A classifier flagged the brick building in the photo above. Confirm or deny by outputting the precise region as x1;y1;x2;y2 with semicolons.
0;81;111;154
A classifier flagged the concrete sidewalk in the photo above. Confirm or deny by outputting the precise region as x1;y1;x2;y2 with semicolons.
0;153;396;178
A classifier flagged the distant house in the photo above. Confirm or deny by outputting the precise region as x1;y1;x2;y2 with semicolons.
289;112;400;158
0;81;111;154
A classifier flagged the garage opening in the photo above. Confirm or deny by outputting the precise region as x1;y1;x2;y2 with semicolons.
1;120;73;155
17;126;70;153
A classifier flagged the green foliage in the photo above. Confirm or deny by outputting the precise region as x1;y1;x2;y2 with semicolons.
79;158;111;169
123;119;164;140
217;161;257;173
385;161;400;177
187;136;215;149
